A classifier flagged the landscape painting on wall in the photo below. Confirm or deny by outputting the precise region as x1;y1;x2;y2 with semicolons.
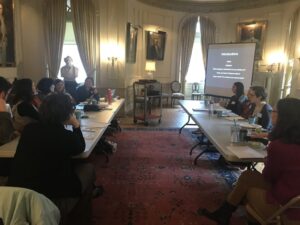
126;23;138;63
237;21;267;60
146;31;166;61
0;0;15;67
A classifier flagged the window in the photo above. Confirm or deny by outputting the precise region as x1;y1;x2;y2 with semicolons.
185;20;205;84
57;21;86;84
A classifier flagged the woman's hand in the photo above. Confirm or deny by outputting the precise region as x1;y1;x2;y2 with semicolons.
65;114;80;128
92;87;98;94
250;132;268;139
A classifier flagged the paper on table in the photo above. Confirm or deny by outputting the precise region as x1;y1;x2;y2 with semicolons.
192;108;209;112
227;145;264;159
225;116;245;121
83;133;96;140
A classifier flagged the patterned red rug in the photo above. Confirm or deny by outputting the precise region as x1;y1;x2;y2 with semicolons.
90;129;246;225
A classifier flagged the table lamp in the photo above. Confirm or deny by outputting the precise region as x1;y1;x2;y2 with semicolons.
145;61;156;79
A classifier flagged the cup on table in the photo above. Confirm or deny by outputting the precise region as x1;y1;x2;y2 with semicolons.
216;110;223;117
248;116;257;124
239;128;248;142
230;125;240;143
74;110;82;122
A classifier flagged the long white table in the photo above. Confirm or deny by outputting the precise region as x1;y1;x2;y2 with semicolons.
0;99;124;159
179;100;266;163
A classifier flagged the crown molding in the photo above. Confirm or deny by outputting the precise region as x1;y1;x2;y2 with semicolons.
137;0;297;13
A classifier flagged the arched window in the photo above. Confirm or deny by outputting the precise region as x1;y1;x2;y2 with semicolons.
185;19;205;87
57;1;86;84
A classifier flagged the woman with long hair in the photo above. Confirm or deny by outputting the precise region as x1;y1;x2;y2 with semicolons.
36;77;54;102
198;98;300;225
226;82;247;115
11;78;39;132
53;78;75;104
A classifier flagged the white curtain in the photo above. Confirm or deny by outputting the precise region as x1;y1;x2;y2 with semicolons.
70;0;97;79
177;16;198;92
43;0;66;78
200;16;216;68
282;7;300;97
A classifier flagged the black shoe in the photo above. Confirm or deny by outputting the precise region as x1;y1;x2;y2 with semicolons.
92;185;104;198
197;202;236;225
198;208;230;225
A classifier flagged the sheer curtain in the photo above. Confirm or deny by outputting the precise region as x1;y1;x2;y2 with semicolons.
200;16;216;67
70;0;97;79
43;0;66;78
177;16;198;92
282;7;300;97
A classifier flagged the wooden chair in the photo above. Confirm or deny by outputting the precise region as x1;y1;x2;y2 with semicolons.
245;195;300;225
170;81;184;107
191;82;202;100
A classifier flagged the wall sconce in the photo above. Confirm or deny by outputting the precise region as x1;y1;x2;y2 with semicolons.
145;61;156;79
267;63;281;73
107;57;118;67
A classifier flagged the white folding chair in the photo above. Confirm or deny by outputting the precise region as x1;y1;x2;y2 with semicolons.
245;195;300;225
0;186;60;225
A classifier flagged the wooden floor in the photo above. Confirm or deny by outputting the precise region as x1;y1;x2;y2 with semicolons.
119;104;196;129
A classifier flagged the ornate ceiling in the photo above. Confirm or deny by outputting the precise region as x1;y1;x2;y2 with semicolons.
137;0;297;13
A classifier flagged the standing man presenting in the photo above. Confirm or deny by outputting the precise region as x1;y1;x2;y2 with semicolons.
60;56;78;100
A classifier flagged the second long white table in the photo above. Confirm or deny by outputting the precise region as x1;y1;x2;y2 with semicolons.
179;100;266;163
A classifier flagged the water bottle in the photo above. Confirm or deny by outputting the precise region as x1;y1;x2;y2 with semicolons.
209;102;214;117
107;89;112;104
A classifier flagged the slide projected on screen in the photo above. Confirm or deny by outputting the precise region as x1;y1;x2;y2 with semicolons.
205;43;256;97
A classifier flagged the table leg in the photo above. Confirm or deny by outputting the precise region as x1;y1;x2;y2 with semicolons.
179;115;196;134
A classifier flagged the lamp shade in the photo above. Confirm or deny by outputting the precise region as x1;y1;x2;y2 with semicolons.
145;61;156;72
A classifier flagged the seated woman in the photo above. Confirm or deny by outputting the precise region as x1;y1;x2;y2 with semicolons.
11;79;39;132
7;93;96;202
54;79;75;104
0;76;15;146
240;89;255;119
0;77;18;177
247;86;272;130
198;98;300;225
226;82;247;115
76;77;99;103
36;77;54;102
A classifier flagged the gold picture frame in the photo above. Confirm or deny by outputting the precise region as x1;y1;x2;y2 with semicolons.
146;31;166;61
126;23;138;63
237;21;267;60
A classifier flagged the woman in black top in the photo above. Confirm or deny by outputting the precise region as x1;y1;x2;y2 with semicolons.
7;93;92;198
36;77;54;102
11;79;39;132
226;82;247;115
76;77;99;103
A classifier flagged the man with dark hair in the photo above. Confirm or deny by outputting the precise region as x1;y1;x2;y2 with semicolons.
0;76;15;146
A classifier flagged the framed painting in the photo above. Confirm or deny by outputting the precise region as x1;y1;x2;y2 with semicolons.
126;22;138;63
237;21;267;60
146;31;166;61
0;0;15;67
